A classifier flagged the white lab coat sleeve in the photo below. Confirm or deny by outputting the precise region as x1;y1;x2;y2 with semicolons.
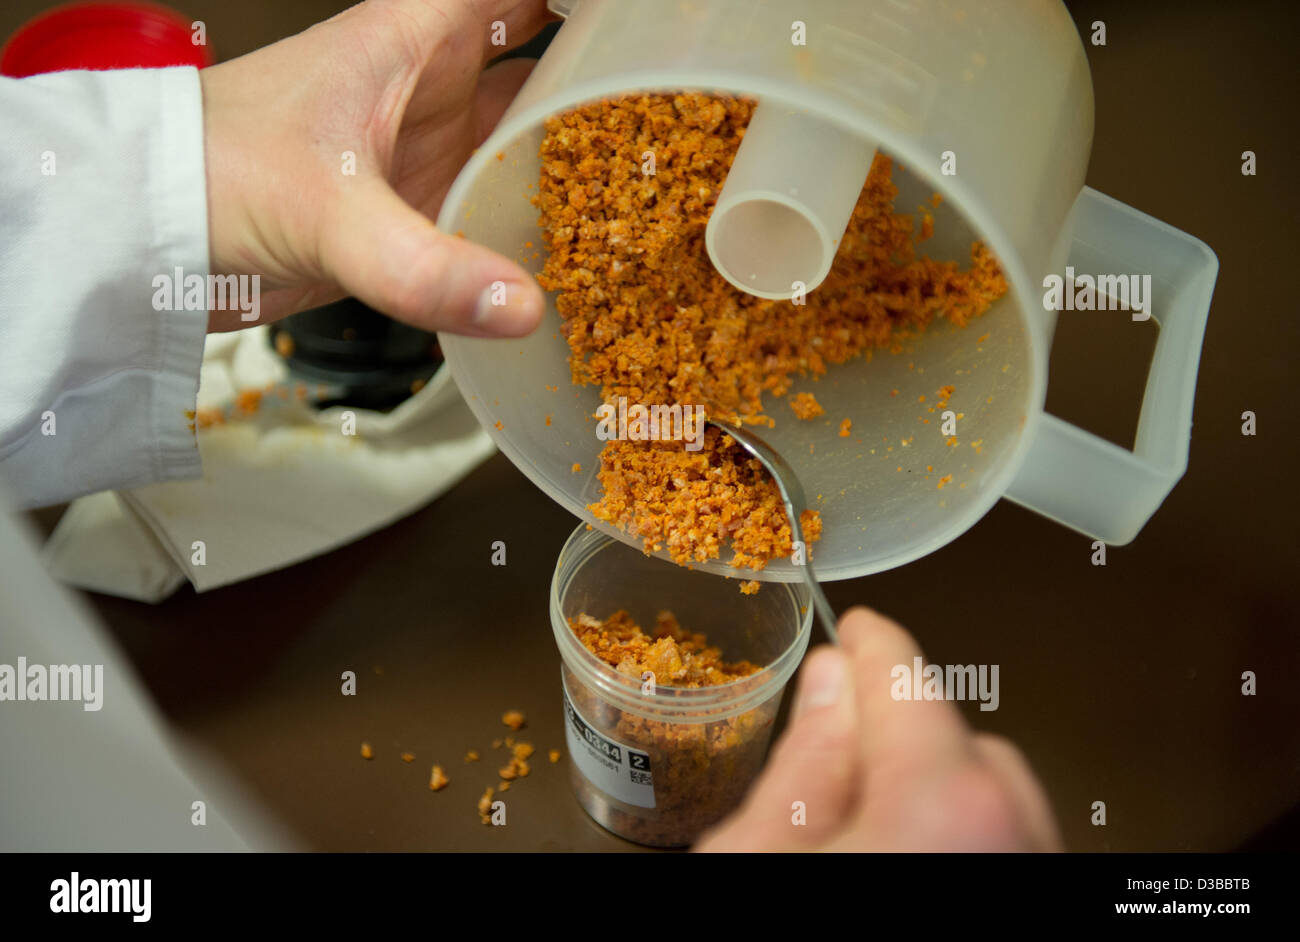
0;67;209;509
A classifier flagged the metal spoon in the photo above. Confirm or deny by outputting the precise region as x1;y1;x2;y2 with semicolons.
708;418;840;644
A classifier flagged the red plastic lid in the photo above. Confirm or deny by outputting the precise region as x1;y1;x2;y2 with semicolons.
0;2;213;77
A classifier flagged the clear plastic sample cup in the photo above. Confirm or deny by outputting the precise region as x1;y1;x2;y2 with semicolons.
550;523;812;847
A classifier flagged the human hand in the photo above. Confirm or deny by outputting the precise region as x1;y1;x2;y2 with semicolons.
199;0;552;333
696;607;1063;852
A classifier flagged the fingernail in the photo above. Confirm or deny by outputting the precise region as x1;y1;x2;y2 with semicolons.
473;279;543;335
793;649;847;717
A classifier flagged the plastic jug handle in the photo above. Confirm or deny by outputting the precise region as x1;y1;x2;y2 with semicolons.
1003;187;1219;545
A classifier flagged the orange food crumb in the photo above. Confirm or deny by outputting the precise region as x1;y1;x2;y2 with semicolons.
789;392;825;420
494;420;504;430
571;462;582;473
360;742;373;760
502;710;526;730
839;418;852;438
194;408;224;430
937;474;953;489
477;786;494;823
429;765;449;791
545;415;552;426
513;742;535;761
504;759;531;780
739;580;760;595
465;750;480;762
273;331;295;358
548;749;562;763
400;752;415;763
946;436;958;447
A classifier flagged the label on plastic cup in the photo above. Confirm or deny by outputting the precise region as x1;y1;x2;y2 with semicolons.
562;684;655;809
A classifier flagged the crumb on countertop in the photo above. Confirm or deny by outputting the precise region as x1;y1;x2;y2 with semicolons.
502;710;526;730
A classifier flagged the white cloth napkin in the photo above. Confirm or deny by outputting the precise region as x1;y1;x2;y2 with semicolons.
42;326;494;601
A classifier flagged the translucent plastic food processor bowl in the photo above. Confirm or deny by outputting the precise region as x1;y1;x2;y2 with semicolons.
438;0;1217;582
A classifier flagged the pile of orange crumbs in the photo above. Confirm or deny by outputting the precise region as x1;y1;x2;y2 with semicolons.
588;424;822;574
570;609;759;686
534;93;1008;572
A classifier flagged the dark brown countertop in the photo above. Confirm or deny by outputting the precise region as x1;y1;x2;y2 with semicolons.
9;0;1299;851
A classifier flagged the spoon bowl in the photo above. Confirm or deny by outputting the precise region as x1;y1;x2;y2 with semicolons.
708;418;840;644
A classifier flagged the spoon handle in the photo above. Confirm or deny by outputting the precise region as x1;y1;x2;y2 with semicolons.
802;563;840;645
781;491;839;644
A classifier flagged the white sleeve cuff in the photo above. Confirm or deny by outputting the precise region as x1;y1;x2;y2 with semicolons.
0;67;210;508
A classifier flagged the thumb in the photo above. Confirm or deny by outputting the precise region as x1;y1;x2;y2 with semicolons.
322;176;545;337
695;645;860;851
